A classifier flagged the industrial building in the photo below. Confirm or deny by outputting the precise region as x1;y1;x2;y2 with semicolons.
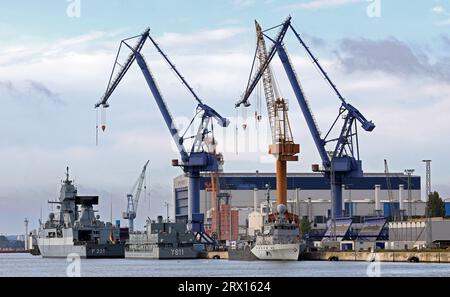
388;218;450;250
174;172;424;236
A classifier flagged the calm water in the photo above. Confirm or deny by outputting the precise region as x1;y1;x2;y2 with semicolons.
1;253;450;277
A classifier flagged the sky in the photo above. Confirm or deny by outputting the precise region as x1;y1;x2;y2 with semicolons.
0;0;449;234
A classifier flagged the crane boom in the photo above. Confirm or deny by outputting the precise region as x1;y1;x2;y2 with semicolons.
97;28;229;228
275;42;330;166
253;20;299;208
95;29;150;108
236;16;291;108
237;17;376;218
134;50;190;162
132;160;150;213
124;160;149;232
290;25;375;133
256;21;278;137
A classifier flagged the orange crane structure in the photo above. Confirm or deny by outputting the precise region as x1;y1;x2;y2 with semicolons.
253;21;300;210
206;151;223;238
204;139;238;241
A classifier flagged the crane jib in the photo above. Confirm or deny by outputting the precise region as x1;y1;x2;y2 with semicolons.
95;27;229;176
96;27;229;224
235;16;292;108
237;17;375;166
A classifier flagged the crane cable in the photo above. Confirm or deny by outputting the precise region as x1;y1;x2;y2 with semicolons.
145;40;202;104
254;76;262;153
234;108;239;155
95;108;99;146
241;104;248;131
101;107;107;132
292;20;345;103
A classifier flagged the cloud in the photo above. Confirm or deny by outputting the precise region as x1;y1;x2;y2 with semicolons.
2;25;450;233
287;0;363;10
435;19;450;26
0;79;65;105
431;4;450;26
432;5;446;15
219;19;242;26
0;80;19;96
335;37;450;82
232;0;256;7
302;33;327;48
0;30;122;67
443;35;450;47
27;80;65;105
157;27;247;49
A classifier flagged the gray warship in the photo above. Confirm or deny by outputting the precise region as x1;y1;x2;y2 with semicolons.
37;168;125;258
125;216;199;259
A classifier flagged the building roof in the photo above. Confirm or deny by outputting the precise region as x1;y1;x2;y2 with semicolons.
195;172;418;178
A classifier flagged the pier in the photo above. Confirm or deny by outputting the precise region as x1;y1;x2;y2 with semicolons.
301;251;450;263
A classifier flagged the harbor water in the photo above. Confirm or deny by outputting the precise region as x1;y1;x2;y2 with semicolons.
1;253;450;277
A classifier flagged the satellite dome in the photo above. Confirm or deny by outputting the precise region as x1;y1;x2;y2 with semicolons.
49;213;55;220
277;204;287;215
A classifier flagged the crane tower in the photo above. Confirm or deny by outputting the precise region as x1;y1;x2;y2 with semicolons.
255;21;299;207
123;160;149;232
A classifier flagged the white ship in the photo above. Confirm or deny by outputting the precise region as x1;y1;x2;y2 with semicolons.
251;204;300;261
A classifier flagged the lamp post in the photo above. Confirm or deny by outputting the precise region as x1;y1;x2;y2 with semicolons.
404;169;415;220
422;160;432;248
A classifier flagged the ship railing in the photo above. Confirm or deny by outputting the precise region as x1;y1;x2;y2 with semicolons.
73;240;97;246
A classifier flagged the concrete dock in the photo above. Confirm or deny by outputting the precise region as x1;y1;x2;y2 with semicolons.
301;251;450;263
200;251;229;259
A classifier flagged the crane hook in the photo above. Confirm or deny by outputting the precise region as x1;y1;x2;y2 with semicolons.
101;108;107;132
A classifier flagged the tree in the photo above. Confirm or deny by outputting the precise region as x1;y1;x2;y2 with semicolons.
425;191;445;218
300;217;311;235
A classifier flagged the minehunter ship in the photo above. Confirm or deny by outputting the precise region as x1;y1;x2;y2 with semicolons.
251;204;300;261
125;216;199;259
37;168;125;258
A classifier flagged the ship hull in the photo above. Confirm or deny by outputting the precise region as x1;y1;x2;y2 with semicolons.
37;239;125;258
125;244;199;259
251;243;300;261
228;246;259;261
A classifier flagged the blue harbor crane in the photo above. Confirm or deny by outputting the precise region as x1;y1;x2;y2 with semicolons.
236;17;375;218
122;160;149;233
95;28;229;233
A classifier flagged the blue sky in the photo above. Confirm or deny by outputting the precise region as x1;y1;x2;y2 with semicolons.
0;0;449;234
1;1;448;41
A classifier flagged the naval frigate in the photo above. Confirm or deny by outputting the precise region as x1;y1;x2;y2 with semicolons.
125;216;199;259
37;168;125;258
